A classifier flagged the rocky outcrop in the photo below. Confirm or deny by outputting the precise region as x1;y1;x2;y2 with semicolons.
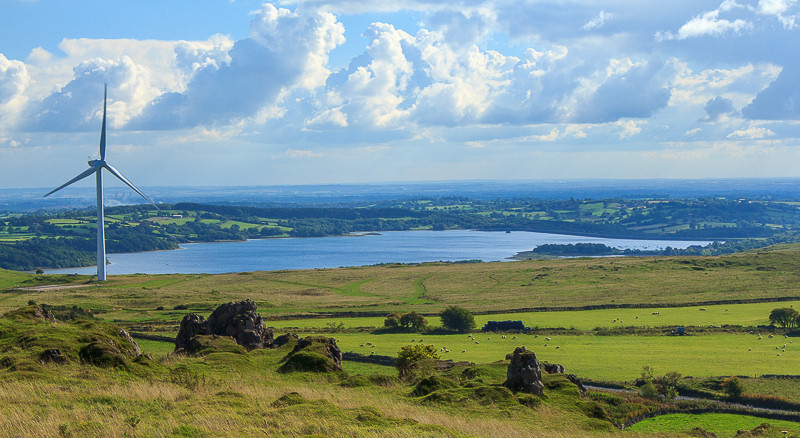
32;305;56;323
503;346;543;396
174;299;273;353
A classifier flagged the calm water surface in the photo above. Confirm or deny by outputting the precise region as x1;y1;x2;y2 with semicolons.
47;230;713;275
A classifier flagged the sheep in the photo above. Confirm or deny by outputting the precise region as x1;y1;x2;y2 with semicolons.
475;341;479;344
699;308;707;311
461;350;466;353
487;337;491;340
545;337;551;341
544;344;548;347
512;336;517;339
748;348;752;351
778;354;782;356
411;339;415;342
501;335;506;339
555;346;560;349
769;334;774;338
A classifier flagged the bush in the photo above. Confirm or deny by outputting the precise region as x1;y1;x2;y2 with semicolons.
721;376;744;399
439;306;475;333
396;344;439;377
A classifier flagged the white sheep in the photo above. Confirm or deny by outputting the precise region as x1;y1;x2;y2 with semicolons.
545;337;551;341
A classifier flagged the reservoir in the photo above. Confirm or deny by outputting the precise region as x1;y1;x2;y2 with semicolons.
46;230;713;275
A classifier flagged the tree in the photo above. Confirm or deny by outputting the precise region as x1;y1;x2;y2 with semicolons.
384;312;401;329
396;344;439;377
721;376;744;399
439;306;476;332
400;311;428;332
769;307;799;329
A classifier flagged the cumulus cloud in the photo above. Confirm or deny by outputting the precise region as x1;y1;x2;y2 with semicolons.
0;54;30;126
131;4;344;129
656;0;750;40
727;125;775;138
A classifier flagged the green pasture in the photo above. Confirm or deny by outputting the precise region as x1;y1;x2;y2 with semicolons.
296;332;800;381
266;300;795;331
627;413;800;437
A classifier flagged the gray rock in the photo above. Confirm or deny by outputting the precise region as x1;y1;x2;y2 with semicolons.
174;300;274;352
567;374;587;395
543;362;565;374
118;329;142;356
39;348;67;364
503;346;544;396
174;313;207;352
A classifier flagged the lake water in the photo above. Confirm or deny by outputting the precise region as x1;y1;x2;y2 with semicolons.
46;230;713;275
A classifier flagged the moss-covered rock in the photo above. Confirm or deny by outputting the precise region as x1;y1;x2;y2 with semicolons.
181;335;247;356
412;374;458;396
278;336;342;373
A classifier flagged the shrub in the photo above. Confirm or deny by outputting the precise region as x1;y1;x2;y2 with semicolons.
439;306;475;333
396;344;439;377
721;376;744;399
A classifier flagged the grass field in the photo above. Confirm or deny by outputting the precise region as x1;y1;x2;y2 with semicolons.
3;244;800;436
627;413;800;437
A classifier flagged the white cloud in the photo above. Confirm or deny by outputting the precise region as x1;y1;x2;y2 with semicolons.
727;125;775;138
616;119;643;139
286;148;324;158
0;54;30;126
583;11;613;31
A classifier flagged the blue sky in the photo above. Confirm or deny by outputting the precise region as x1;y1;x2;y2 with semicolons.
1;0;799;190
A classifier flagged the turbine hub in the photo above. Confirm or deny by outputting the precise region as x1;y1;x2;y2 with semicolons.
88;159;103;166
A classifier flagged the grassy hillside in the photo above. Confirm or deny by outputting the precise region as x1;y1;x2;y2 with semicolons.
3;245;800;436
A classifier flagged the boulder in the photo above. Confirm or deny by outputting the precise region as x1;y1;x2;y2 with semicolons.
39;348;67;364
279;336;342;372
174;299;274;352
273;333;299;348
503;346;544;396
174;313;207;352
206;299;273;350
566;374;586;395
543;362;565;374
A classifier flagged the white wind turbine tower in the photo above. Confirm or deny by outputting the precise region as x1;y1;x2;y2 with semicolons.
44;84;154;281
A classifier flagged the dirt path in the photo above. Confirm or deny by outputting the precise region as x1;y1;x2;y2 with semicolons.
12;283;97;292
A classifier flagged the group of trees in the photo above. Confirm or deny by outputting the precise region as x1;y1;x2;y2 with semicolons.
768;307;800;329
383;306;476;333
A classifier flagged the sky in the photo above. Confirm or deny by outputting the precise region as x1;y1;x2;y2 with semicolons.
1;0;800;191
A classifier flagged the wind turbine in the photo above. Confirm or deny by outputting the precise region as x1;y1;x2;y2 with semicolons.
44;84;154;281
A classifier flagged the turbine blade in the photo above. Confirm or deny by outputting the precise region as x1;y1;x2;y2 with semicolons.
43;165;100;197
103;163;156;206
99;83;107;160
